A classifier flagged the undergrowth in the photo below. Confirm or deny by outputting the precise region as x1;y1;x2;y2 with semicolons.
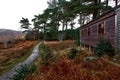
24;41;120;80
94;38;115;57
0;45;35;75
10;64;36;80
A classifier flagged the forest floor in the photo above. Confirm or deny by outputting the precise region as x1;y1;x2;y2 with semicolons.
0;40;38;75
24;40;120;80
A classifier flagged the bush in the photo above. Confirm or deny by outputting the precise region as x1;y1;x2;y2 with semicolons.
10;64;36;80
67;47;78;59
93;38;115;57
45;30;58;41
39;43;52;65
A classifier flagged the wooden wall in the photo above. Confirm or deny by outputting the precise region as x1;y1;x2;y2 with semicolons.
80;11;115;48
115;8;120;52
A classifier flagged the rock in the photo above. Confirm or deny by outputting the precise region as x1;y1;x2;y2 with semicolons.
84;56;98;62
113;58;117;61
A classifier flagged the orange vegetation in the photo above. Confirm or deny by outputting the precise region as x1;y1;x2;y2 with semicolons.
25;40;120;80
26;57;120;80
45;40;75;51
0;40;38;70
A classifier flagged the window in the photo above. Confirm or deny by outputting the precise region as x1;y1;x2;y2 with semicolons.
84;29;86;37
81;30;82;37
98;22;104;36
88;27;90;36
81;28;89;37
84;29;87;37
81;30;84;37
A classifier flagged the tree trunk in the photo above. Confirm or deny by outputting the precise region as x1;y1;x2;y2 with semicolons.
62;21;65;31
58;21;65;42
70;20;74;30
93;0;99;19
104;0;109;12
65;21;68;30
115;0;118;7
43;24;46;40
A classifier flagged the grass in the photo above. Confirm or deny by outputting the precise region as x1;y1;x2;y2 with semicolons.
23;41;120;80
0;46;34;75
25;49;120;80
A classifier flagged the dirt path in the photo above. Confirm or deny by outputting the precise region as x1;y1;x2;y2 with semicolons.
0;42;41;80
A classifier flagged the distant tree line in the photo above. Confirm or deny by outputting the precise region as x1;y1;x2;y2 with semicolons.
19;0;119;41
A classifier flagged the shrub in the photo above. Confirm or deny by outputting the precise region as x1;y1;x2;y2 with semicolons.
93;38;115;57
10;64;36;80
39;43;52;65
67;47;78;59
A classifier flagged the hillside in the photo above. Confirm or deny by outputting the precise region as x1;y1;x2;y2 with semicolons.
0;29;24;36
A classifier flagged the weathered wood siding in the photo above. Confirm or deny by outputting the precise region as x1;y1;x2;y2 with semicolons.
115;8;120;52
80;11;115;48
104;15;115;47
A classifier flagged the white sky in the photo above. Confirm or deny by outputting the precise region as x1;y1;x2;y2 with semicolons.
0;0;116;31
0;0;48;31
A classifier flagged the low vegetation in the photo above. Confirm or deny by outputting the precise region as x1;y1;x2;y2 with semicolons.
0;40;38;75
39;42;52;65
10;64;36;80
67;47;78;59
44;40;75;51
22;40;120;80
93;38;115;57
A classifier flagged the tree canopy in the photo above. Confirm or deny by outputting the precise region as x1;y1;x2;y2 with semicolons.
19;0;117;41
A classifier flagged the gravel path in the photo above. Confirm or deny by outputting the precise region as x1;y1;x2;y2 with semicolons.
0;42;41;80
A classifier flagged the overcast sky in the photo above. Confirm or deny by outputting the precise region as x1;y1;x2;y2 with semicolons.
0;0;48;31
0;0;116;31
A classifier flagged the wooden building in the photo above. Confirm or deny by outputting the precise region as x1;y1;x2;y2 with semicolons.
80;6;120;52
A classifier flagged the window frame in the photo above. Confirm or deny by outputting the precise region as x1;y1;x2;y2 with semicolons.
97;22;105;37
88;27;91;37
